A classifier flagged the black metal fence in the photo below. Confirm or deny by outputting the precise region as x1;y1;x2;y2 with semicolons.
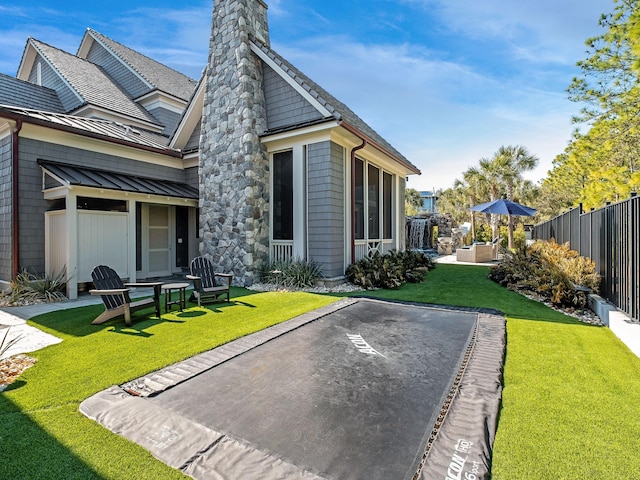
533;194;640;323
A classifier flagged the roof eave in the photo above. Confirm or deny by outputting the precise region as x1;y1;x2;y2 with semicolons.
0;107;181;158
340;121;420;175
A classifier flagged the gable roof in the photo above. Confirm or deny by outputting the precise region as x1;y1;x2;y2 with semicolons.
0;72;64;113
250;39;420;175
23;39;163;128
0;105;178;154
81;29;197;102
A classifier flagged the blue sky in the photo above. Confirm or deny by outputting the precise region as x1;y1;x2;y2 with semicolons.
0;0;613;191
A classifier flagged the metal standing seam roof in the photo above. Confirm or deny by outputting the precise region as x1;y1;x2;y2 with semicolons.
39;160;198;199
251;38;420;175
0;105;175;151
30;39;162;127
86;29;198;102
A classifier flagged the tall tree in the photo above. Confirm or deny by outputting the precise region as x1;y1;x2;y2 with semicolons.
551;0;640;209
493;145;539;248
405;188;423;216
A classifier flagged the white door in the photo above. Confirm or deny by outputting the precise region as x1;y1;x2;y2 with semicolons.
147;205;171;277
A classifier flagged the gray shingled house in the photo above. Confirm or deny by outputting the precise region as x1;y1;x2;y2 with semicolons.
0;0;420;299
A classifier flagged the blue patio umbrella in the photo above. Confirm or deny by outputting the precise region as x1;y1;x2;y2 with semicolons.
470;199;536;217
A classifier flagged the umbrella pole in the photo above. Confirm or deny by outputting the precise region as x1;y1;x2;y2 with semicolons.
507;213;514;250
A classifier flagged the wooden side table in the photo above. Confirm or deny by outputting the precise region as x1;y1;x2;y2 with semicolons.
161;282;190;312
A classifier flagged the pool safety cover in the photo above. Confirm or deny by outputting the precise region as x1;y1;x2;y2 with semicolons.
80;298;505;479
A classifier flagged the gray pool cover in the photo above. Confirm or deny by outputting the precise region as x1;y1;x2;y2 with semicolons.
81;298;505;479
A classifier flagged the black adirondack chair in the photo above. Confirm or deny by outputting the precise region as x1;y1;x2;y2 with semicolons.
187;256;233;306
90;265;162;326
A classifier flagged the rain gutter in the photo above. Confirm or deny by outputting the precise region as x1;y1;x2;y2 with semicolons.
12;119;22;278
350;136;366;264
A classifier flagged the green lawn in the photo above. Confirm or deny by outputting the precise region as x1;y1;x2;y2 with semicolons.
1;265;639;479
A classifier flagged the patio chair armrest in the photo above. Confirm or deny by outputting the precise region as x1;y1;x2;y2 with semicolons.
186;275;204;291
124;282;164;288
214;273;233;287
90;288;130;296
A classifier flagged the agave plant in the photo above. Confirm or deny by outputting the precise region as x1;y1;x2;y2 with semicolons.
9;269;67;303
0;326;23;358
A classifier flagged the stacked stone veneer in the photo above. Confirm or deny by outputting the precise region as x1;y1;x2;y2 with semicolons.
199;0;271;286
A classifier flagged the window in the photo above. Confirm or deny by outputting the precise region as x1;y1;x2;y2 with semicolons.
353;158;395;241
273;150;294;240
368;164;380;239
354;158;365;240
383;172;393;239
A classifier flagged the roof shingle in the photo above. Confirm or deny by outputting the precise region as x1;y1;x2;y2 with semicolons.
0;72;65;113
86;29;198;102
31;39;162;127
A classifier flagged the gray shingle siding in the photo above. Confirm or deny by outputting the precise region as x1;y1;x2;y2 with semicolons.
86;41;149;99
16;138;188;275
184;166;198;189
185;119;201;151
147;107;181;136
28;58;82;112
307;140;344;278
262;62;323;131
0;134;12;281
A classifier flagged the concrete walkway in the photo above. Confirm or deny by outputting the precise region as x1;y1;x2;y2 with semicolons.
0;292;143;360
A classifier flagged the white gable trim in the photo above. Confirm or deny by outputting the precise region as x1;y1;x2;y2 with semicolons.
136;91;187;115
17;41;84;105
250;42;333;119
170;77;205;150
78;30;154;92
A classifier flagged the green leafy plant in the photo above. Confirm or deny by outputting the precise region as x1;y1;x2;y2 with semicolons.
261;258;323;288
0;326;22;358
489;239;599;307
9;269;67;303
346;249;435;290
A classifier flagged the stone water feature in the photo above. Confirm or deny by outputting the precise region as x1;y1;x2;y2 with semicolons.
406;214;463;254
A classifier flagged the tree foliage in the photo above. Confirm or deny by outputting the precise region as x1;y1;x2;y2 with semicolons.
405;188;423;216
438;145;539;245
543;0;640;214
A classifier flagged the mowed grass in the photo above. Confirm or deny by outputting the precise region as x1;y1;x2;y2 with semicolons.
363;265;640;479
1;265;640;479
0;289;335;479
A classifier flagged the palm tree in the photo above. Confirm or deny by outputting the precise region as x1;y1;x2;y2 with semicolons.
477;156;504;241
456;167;488;241
493;145;539;248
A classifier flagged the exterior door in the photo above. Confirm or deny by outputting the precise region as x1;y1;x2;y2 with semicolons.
175;206;189;269
148;205;171;277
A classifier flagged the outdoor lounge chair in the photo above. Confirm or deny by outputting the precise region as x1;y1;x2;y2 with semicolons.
455;243;494;263
187;256;233;306
89;265;162;326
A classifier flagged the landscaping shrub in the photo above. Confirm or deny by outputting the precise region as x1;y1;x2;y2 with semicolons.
489;239;600;308
346;250;435;290
261;258;322;288
4;269;67;304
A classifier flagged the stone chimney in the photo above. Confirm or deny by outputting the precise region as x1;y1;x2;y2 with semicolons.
199;0;270;286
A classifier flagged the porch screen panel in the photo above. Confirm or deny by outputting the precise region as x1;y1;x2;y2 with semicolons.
368;164;380;239
273;150;294;240
383;172;393;239
354;158;365;239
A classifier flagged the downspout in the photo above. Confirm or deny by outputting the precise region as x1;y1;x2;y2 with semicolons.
11;119;22;278
350;137;366;264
